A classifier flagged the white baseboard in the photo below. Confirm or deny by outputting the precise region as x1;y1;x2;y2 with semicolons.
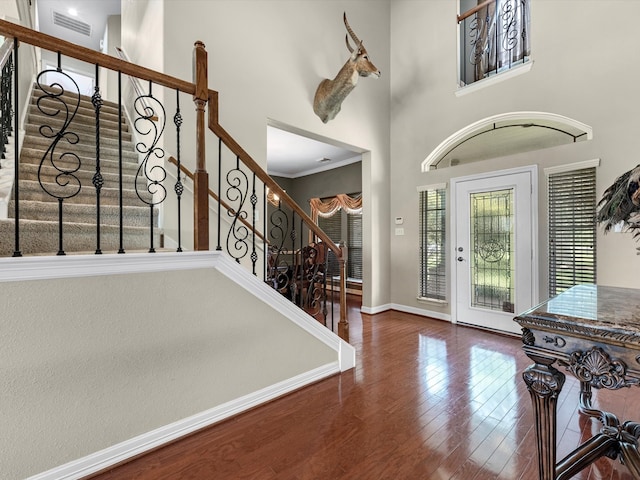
360;303;392;315
389;303;451;322
26;362;339;480
360;303;451;322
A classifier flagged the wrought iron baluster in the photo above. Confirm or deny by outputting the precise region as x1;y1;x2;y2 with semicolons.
133;80;167;254
117;71;124;254
322;243;328;326
12;38;20;257
1;53;13;161
92;64;103;254
250;172;257;275
36;52;82;256
225;155;249;263
173;89;183;252
216;137;222;251
291;210;297;306
267;198;291;298
263;183;267;281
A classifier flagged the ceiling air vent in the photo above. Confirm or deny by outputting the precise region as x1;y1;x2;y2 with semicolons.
52;11;92;37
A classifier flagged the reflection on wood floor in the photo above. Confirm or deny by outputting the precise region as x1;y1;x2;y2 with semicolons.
88;296;638;479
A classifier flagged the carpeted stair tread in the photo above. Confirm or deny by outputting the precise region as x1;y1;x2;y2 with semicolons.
0;218;162;256
9;200;158;228
30;91;129;125
18;178;153;206
24;121;133;146
19;162;140;187
1;83;169;256
19;147;140;174
26;108;131;139
21;136;139;162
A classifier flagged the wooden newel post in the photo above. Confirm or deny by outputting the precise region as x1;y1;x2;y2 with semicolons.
193;41;209;250
338;242;349;342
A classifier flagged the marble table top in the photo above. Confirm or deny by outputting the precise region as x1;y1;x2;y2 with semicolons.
514;284;640;345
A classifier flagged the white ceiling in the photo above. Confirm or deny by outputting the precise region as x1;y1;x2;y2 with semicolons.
36;0;120;52
266;126;361;178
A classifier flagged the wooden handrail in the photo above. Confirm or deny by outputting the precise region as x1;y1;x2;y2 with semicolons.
206;90;343;261
457;0;494;23
167;156;269;245
0;19;197;95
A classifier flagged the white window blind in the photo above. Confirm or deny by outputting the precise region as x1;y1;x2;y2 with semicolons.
548;167;597;296
419;188;447;300
318;214;341;277
347;213;362;280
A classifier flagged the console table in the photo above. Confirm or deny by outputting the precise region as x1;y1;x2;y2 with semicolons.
514;284;640;480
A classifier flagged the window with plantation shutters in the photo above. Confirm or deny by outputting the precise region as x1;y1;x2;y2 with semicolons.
318;214;342;278
347;213;362;280
548;166;597;297
419;187;447;301
318;209;363;281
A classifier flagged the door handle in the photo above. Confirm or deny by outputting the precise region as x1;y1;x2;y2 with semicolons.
457;256;464;262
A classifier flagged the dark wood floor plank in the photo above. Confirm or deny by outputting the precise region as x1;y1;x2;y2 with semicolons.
87;298;639;480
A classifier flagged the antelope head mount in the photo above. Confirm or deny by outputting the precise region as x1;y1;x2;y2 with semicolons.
313;13;380;123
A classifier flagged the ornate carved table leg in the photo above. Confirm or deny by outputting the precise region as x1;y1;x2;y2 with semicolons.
523;357;565;480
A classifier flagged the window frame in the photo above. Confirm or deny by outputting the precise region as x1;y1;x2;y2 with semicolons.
418;184;448;302
546;160;599;297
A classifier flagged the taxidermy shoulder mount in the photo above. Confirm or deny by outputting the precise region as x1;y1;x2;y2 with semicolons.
313;12;380;123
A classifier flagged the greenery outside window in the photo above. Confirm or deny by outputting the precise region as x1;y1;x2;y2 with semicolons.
419;185;447;301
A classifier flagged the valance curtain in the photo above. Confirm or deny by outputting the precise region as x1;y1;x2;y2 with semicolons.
309;193;362;223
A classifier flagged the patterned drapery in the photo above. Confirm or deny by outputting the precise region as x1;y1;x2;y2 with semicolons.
309;193;362;222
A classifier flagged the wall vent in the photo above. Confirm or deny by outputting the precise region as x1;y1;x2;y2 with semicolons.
52;11;91;37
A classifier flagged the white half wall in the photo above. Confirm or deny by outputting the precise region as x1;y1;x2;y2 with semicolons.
0;252;354;479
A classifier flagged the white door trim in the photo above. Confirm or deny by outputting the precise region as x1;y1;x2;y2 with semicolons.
449;165;539;328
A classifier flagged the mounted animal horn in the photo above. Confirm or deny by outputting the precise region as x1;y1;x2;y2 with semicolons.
344;12;362;53
313;12;380;123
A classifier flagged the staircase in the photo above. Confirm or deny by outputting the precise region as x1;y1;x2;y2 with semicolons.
0;87;160;256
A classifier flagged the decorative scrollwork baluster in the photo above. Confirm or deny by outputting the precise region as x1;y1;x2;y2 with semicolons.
173;89;183;252
36;64;82;256
92;64;104;254
250;172;258;274
267;200;291;297
133;81;167;253
225;156;249;262
0;53;13;161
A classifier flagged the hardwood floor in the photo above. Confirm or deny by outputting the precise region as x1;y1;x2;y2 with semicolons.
88;297;639;479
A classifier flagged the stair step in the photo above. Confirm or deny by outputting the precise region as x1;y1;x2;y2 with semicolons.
2;84;171;258
19;147;139;175
25;117;133;145
26;107;131;139
31;89;128;124
18;179;153;206
20;136;140;163
19;162;140;187
9;200;158;228
0;218;162;256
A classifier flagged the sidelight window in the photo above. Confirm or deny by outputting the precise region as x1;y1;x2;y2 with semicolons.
419;186;447;301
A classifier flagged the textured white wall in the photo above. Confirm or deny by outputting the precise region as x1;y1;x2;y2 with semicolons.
160;0;392;310
390;0;640;314
1;265;336;478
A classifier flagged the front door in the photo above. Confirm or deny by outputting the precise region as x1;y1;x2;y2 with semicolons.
452;167;537;334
